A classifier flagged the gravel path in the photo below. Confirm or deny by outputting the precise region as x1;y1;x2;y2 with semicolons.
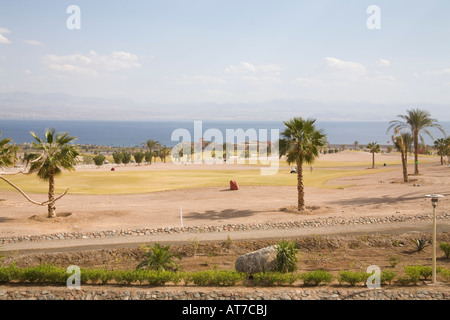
2;216;449;255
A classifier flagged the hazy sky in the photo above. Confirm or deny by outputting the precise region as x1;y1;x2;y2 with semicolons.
1;1;450;114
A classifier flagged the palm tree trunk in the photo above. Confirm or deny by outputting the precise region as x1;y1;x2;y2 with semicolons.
440;154;443;165
413;131;419;175
47;171;56;218
372;152;375;168
401;148;408;182
297;161;306;211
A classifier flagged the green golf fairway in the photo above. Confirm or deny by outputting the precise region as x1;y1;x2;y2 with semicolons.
0;167;394;195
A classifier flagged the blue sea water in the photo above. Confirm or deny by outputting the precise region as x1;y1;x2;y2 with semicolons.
0;119;448;147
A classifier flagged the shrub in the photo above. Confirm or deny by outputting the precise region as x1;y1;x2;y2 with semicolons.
112;150;123;164
440;268;450;282
18;265;66;284
93;154;106;166
137;242;182;271
395;275;413;286
82;268;115;285
112;270;138;285
300;270;333;286
0;265;21;283
133;152;145;165
388;255;400;268
338;271;368;287
275;240;299;273
121;150;132;165
381;270;396;285
187;270;246;286
251;272;296;286
144;270;174;286
439;242;450;258
404;266;421;284
411;239;429;252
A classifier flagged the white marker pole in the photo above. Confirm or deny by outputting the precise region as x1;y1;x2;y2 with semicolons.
180;207;183;228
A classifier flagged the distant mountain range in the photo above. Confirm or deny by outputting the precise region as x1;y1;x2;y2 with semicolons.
0;91;448;121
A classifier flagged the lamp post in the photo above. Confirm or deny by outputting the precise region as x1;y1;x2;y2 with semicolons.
425;194;444;283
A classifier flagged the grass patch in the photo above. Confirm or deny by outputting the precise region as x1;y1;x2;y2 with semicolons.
0;167;394;195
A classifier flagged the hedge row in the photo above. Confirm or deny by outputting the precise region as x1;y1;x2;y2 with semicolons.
0;265;449;287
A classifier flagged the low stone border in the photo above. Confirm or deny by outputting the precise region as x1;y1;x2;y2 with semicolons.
0;286;448;300
1;213;449;244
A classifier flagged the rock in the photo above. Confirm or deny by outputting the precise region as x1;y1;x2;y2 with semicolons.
235;245;278;274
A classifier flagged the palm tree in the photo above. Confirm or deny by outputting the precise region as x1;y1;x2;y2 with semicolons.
367;142;381;168
388;109;445;175
136;242;182;271
159;146;171;163
354;141;359;151
0;131;18;169
434;137;449;165
145;139;160;164
279;117;327;211
391;129;410;182
24;128;79;218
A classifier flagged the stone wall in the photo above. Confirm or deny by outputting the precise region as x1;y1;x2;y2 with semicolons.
0;286;448;300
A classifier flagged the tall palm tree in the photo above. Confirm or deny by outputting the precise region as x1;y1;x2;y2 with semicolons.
0;131;18;169
145;139;160;164
24;128;79;218
434;137;449;165
391;129;409;182
279;117;327;211
388;108;445;175
367;142;380;169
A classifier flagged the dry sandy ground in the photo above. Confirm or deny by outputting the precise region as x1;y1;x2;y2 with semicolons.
0;151;449;245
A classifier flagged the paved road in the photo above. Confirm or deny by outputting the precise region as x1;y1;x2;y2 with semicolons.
2;219;449;255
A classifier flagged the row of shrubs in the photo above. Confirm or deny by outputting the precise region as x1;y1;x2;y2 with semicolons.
0;264;449;287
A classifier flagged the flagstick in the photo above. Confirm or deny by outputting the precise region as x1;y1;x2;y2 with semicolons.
180;207;183;228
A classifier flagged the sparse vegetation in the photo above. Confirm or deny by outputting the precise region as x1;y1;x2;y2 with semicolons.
275;240;299;273
440;242;450;258
300;270;333;286
136;242;182;271
412;239;429;252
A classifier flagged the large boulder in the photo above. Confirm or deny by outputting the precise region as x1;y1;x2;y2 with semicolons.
235;245;278;274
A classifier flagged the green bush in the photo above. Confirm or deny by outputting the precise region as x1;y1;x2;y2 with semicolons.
404;266;421;284
133;152;145;165
395;275;413;286
388;255;400;268
251;272;300;286
381;270;396;285
187;270;246;286
300;270;333;286
275;240;299;273
144;270;174;286
93;154;106;166
404;265;442;281
19;265;66;284
440;268;450;282
0;265;21;283
440;242;450;258
338;271;368;287
112;270;138;285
